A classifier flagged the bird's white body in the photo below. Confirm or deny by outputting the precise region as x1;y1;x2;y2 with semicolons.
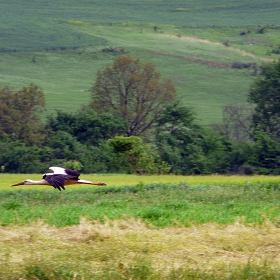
12;166;106;191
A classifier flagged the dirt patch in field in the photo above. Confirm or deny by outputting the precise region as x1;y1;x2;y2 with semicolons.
150;50;231;68
157;33;273;64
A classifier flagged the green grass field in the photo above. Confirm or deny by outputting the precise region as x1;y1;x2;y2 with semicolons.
2;174;280;278
1;0;280;124
2;2;280;277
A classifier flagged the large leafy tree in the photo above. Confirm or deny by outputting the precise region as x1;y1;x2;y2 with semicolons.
0;84;45;145
108;136;170;174
155;103;234;174
46;108;126;146
155;103;203;174
90;55;176;136
248;60;280;139
248;132;280;175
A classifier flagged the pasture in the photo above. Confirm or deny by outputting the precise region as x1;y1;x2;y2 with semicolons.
1;174;280;278
1;0;280;124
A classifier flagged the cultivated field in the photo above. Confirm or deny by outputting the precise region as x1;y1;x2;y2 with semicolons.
1;174;280;278
1;1;280;124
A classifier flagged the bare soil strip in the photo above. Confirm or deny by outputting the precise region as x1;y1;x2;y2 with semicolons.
159;33;273;63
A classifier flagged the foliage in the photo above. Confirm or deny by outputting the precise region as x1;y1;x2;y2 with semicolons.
108;135;170;174
75;142;113;174
0;130;112;174
199;129;233;174
155;103;199;173
155;103;234;174
248;132;280;175
0;2;280;175
46;108;126;146
43;130;113;173
74;108;126;145
0;139;53;173
0;84;45;145
64;160;83;171
214;104;254;142
90;55;176;136
248;60;280;139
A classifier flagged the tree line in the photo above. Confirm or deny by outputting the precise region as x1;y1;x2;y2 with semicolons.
1;55;280;175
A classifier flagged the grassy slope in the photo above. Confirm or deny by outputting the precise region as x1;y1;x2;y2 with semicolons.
0;1;280;124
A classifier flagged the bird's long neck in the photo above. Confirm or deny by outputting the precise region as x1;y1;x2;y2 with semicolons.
25;179;50;185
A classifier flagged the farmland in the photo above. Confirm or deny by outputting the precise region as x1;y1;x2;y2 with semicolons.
1;0;280;124
1;174;280;278
2;1;280;278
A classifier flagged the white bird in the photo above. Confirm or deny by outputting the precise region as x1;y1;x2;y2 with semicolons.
12;166;107;191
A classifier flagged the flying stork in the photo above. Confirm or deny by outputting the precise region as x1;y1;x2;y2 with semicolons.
12;166;107;191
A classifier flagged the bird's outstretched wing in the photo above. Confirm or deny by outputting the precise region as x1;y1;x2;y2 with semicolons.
43;174;66;191
49;166;80;178
43;167;81;191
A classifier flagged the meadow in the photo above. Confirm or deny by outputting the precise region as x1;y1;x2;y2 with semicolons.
1;174;280;278
1;0;280;124
1;2;280;277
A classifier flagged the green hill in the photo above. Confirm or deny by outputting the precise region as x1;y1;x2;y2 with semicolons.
1;0;280;124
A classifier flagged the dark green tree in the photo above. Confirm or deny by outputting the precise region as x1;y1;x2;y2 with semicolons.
248;132;280;174
46;111;76;135
43;130;112;173
199;129;233;174
0;137;53;173
46;108;126;146
248;60;280;139
108;136;170;174
73;108;126;145
0;84;45;145
155;103;202;174
90;55;176;136
155;103;235;174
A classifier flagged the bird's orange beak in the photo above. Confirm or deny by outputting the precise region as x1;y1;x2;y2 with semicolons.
12;181;24;186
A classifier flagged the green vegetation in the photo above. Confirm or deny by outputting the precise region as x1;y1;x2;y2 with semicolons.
2;60;280;176
0;183;280;227
2;177;280;278
2;181;280;227
2;2;280;278
1;0;280;123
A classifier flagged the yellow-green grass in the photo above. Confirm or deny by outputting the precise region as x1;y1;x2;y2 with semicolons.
1;173;280;191
2;175;280;278
1;218;280;279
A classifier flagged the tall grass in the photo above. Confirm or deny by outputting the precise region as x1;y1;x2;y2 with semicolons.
1;180;280;227
2;176;280;278
1;218;280;279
